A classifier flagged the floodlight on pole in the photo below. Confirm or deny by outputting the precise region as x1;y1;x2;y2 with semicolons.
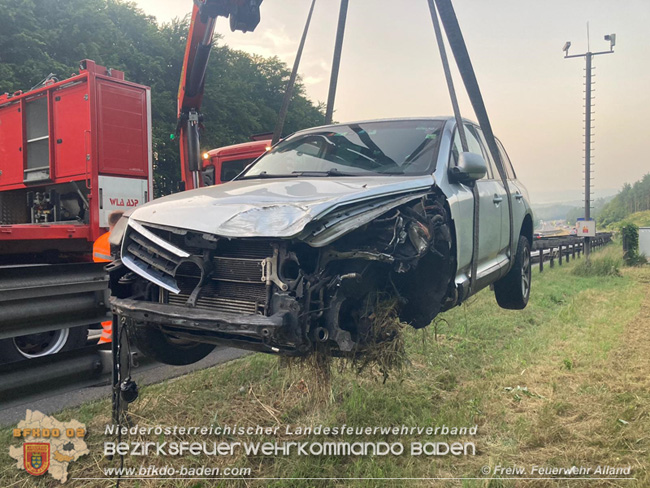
563;31;616;257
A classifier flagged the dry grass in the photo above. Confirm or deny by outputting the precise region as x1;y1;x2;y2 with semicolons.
459;266;650;487
283;294;407;397
343;295;407;382
572;245;624;277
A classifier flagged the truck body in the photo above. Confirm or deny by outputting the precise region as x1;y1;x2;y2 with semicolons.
0;60;152;261
0;60;151;362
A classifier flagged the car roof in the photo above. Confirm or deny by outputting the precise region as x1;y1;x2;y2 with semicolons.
292;116;479;136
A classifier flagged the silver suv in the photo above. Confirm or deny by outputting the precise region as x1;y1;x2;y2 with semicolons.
110;118;533;364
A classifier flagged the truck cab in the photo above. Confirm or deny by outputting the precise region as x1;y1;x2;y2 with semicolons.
201;139;270;186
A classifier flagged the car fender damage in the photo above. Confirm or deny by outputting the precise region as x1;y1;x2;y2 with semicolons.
109;188;456;358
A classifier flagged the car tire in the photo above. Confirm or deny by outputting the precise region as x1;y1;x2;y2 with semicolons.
0;326;89;364
494;235;531;310
132;325;216;365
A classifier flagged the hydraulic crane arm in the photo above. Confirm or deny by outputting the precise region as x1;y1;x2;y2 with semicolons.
178;0;262;191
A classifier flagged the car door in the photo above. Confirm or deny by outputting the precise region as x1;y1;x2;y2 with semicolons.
496;138;527;242
454;125;506;275
475;127;509;259
452;124;505;278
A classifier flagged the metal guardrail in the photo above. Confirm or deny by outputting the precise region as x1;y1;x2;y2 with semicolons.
0;262;110;340
531;232;613;271
0;345;106;402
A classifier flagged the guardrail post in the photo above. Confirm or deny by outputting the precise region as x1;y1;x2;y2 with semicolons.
539;246;544;272
550;249;555;268
559;245;563;265
572;244;576;259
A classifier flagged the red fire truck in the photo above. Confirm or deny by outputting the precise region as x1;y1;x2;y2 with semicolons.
0;60;152;361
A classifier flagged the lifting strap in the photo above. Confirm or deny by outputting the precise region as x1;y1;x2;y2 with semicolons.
427;0;480;296
325;0;349;124
434;0;515;275
272;0;317;145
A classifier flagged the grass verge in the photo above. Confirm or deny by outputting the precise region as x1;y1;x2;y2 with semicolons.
1;245;649;487
572;245;623;276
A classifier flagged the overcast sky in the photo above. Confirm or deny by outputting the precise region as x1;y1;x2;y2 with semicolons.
132;0;650;204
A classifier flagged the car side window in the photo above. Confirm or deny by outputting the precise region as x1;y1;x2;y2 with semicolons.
473;126;502;180
465;125;493;179
496;139;516;179
449;126;492;180
449;130;461;167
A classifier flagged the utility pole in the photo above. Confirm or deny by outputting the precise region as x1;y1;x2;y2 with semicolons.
563;30;615;257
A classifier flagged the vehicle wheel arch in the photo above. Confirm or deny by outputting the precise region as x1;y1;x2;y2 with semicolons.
519;213;533;245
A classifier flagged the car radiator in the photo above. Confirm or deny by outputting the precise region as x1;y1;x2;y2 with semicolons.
123;223;272;315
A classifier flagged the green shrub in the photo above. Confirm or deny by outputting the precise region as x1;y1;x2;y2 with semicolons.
621;223;641;265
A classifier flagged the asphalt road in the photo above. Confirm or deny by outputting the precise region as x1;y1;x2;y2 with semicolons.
0;346;249;427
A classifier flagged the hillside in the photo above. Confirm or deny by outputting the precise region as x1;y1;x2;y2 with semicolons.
599;174;650;228
609;210;650;230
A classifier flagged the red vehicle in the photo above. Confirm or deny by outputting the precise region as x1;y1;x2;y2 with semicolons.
0;60;151;361
201;138;270;185
0;59;152;259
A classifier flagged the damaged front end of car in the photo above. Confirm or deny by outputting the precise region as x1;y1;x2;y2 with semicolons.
109;188;456;358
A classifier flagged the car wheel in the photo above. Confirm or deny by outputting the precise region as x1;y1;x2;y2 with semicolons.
494;235;531;310
0;326;89;364
131;324;216;365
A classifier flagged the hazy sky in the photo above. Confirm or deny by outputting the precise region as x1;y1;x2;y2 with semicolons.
133;0;650;204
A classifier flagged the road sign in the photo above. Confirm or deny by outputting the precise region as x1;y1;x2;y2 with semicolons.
576;219;596;237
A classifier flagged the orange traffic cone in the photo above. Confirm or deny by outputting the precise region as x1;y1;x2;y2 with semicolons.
98;320;112;344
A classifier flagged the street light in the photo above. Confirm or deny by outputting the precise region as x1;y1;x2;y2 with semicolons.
564;32;616;257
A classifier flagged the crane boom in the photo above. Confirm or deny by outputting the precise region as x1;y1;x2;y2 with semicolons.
178;0;262;191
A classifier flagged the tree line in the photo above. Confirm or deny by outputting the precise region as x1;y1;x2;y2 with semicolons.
0;0;326;196
598;174;650;227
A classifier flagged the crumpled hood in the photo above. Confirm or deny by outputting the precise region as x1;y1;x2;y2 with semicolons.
130;175;435;238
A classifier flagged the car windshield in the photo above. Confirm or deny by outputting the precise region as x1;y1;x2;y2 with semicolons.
240;120;444;178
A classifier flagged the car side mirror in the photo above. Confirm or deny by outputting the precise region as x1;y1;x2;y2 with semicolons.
449;152;487;183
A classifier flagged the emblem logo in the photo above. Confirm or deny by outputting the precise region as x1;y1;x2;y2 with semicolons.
24;443;50;476
10;410;89;483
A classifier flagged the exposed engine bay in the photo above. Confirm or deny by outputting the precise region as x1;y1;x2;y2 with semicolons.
109;190;456;358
